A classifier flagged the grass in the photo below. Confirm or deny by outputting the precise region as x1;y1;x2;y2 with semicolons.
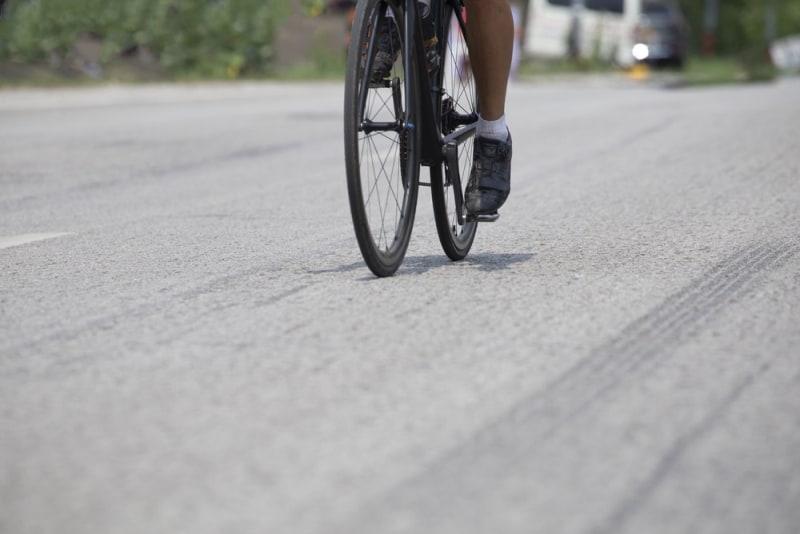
515;54;781;88
680;56;777;86
0;57;341;88
680;56;747;86
1;51;781;89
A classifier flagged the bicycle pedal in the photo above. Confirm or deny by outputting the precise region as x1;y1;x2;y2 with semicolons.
467;212;500;223
368;79;392;89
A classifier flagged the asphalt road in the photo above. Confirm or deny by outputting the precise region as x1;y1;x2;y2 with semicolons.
1;75;799;534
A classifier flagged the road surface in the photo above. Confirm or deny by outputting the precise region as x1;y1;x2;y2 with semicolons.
1;76;799;534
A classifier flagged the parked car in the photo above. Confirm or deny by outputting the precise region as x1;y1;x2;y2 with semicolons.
632;0;690;68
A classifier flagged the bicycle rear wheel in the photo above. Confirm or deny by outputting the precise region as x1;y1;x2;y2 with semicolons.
430;2;478;261
344;0;420;277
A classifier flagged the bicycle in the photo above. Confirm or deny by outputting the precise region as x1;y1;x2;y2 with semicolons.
344;0;495;277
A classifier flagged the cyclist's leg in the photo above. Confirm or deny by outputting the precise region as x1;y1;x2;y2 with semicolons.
463;0;513;124
463;0;514;216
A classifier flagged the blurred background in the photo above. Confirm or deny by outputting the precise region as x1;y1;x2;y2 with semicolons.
0;0;798;86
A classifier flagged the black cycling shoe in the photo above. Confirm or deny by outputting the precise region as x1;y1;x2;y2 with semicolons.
370;17;401;84
370;5;439;84
465;134;512;215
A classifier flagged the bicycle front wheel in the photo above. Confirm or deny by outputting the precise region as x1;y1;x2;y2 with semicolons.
344;0;421;277
430;4;478;260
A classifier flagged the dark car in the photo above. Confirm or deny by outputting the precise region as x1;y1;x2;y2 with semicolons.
632;0;690;68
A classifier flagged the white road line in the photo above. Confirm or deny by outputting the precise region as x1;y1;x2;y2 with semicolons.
0;233;74;250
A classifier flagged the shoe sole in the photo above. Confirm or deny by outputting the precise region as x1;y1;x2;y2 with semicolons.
466;212;500;222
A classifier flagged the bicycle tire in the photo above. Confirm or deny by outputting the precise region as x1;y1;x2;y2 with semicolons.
429;2;478;261
344;0;421;277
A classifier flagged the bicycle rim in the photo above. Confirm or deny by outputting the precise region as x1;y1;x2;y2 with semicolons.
430;3;478;260
344;0;420;277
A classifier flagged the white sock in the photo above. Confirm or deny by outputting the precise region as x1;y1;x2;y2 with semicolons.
477;114;509;142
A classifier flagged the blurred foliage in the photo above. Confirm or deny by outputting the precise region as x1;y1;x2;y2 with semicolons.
0;0;289;77
675;0;800;80
300;0;326;17
678;0;800;58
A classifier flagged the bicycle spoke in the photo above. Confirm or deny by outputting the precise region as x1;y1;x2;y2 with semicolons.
360;127;404;248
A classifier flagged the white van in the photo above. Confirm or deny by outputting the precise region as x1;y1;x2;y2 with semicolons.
523;0;642;66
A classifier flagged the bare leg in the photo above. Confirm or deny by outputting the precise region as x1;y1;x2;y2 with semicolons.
463;0;514;121
462;0;514;217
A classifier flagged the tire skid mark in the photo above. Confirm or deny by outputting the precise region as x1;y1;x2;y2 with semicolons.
336;241;798;531
596;361;772;533
540;242;797;423
472;242;796;444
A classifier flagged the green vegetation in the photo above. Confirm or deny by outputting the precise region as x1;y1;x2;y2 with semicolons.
678;0;800;80
0;0;289;79
681;56;751;86
273;20;348;81
678;0;800;57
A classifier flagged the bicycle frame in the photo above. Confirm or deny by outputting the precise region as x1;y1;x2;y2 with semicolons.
400;0;476;222
400;0;474;164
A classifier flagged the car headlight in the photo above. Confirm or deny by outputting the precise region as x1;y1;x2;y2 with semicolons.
632;43;650;61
